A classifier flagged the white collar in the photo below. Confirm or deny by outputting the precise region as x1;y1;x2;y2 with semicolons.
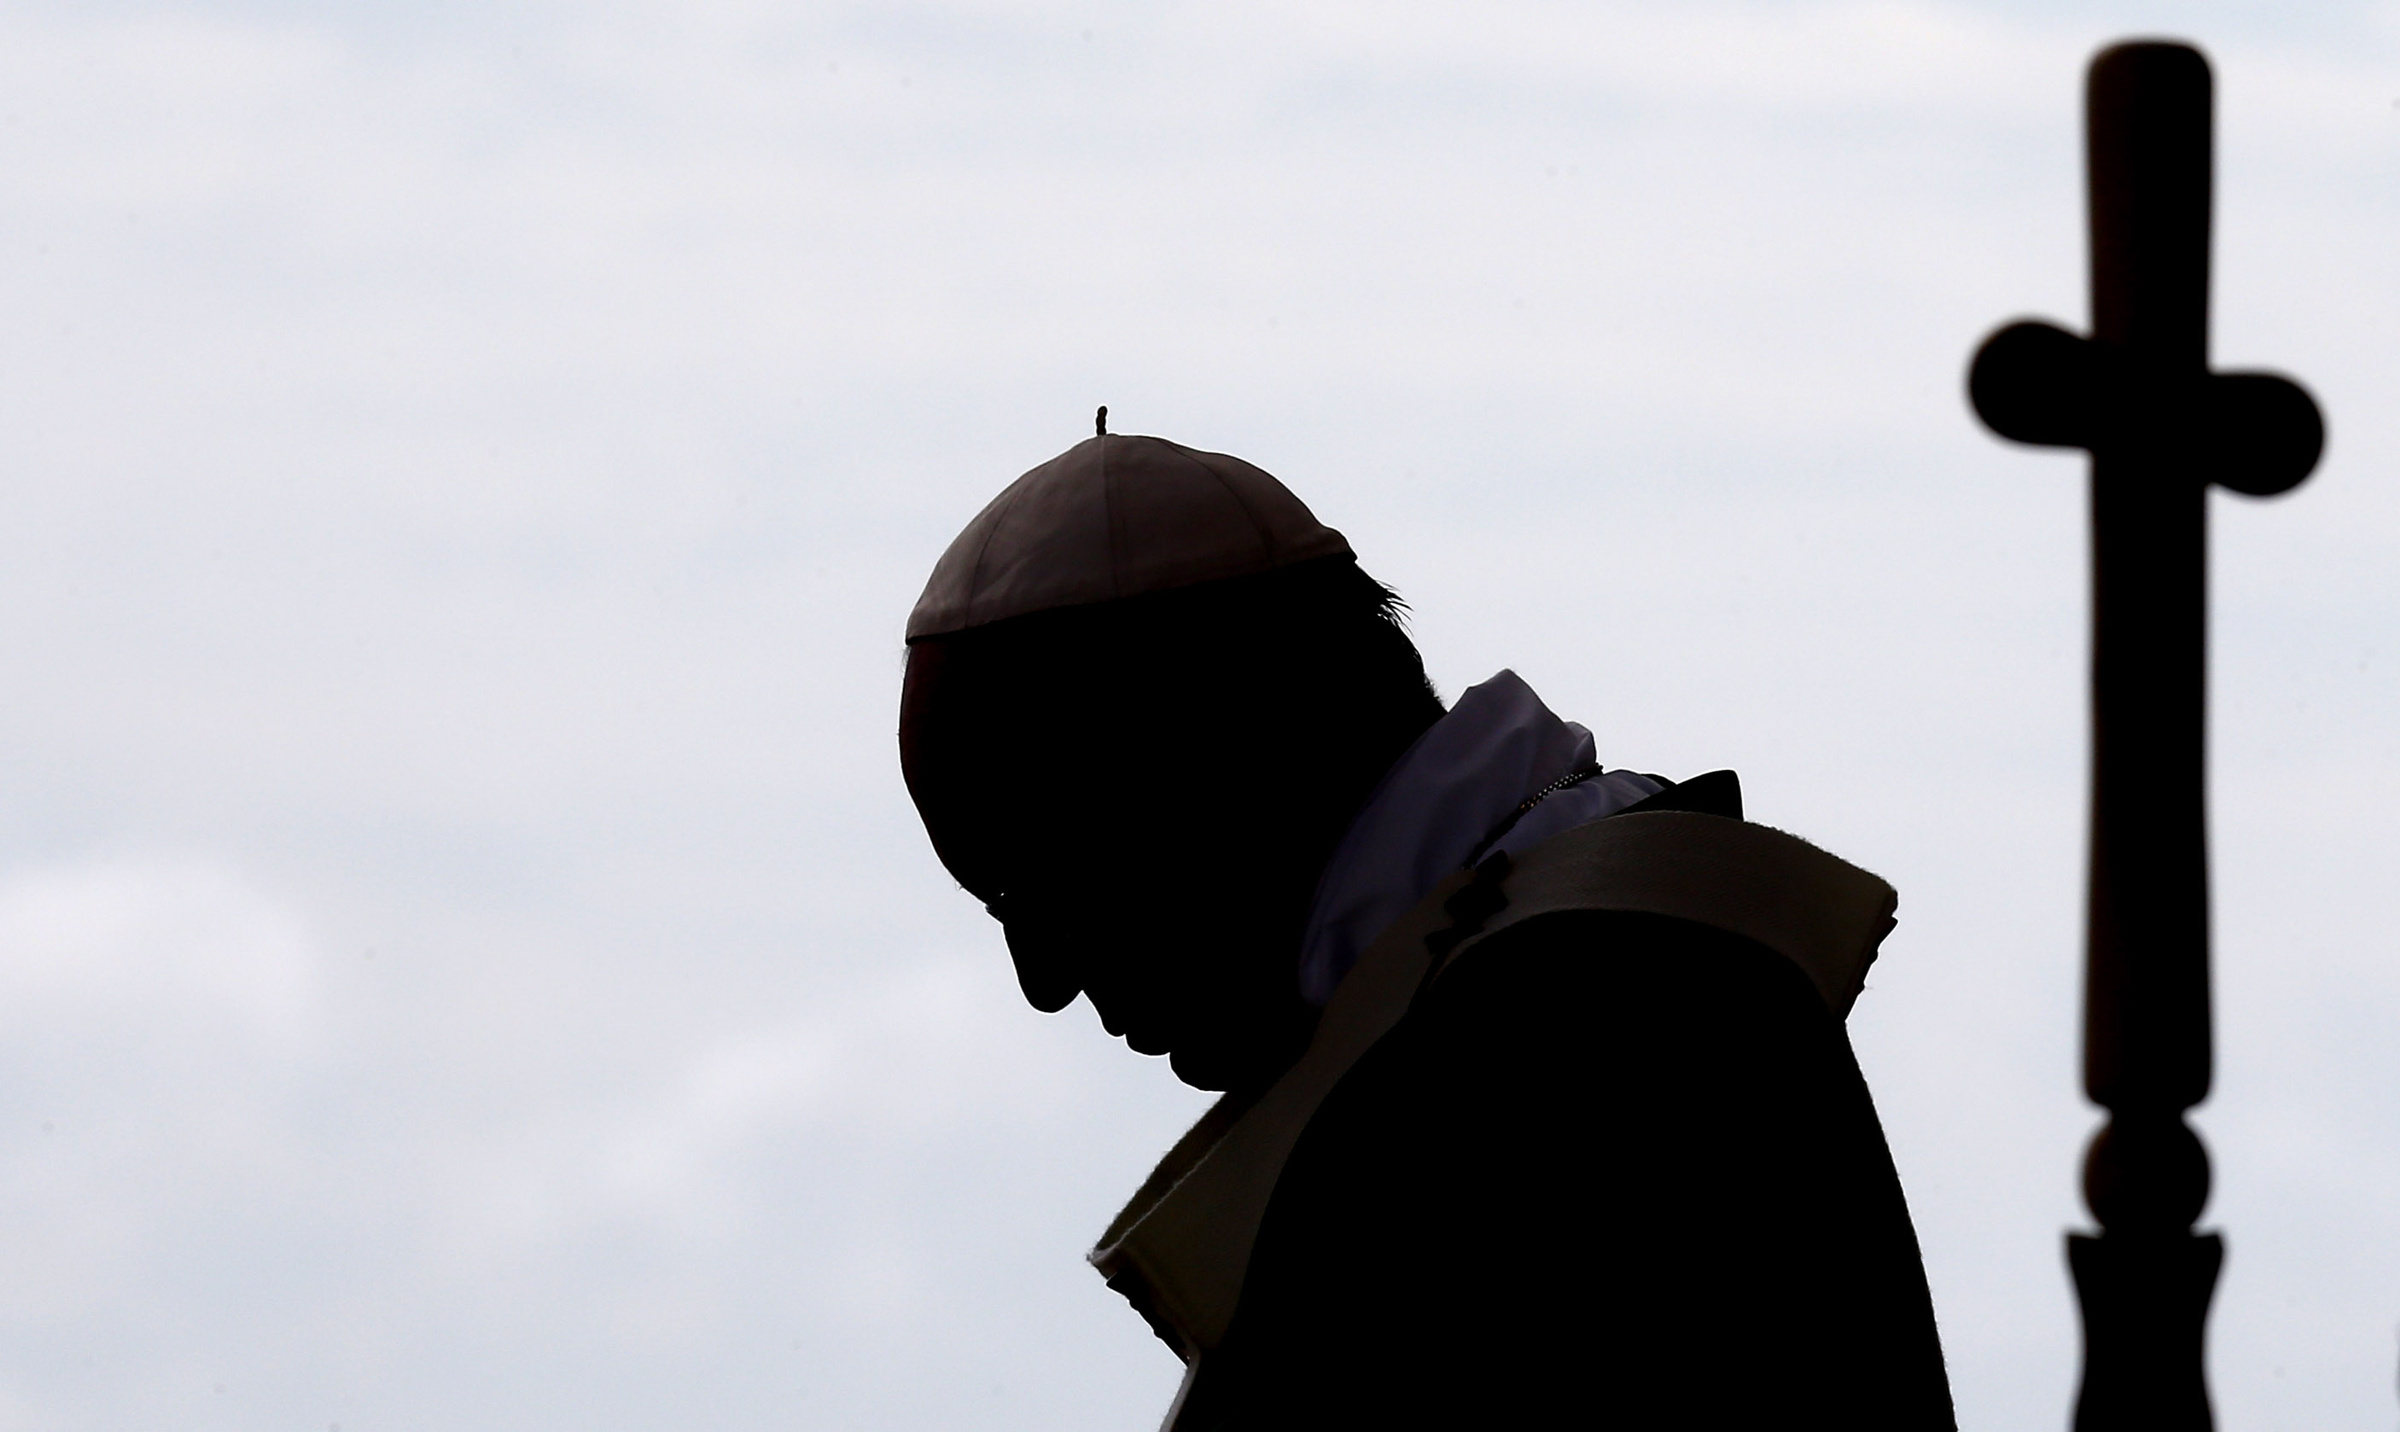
1295;670;1659;1006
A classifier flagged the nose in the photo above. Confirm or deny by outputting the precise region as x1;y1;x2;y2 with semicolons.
992;895;1083;1013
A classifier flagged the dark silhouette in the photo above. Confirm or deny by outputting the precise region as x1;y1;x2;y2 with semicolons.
900;435;1954;1426
1969;40;2322;1431
903;556;1441;1092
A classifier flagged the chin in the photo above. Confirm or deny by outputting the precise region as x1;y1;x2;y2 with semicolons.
1167;1044;1241;1092
1168;1034;1305;1094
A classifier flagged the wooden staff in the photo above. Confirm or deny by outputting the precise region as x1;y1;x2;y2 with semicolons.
1968;39;2322;1430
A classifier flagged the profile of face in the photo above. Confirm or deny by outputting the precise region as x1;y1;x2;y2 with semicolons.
978;761;1323;1092
900;557;1444;1093
901;638;1337;1093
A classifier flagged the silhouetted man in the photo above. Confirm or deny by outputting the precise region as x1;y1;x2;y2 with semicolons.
899;430;1954;1429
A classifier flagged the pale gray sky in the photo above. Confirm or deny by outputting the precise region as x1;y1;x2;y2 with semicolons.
0;1;2395;1428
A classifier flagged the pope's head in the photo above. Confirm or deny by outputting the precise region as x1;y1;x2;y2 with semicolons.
899;434;1443;1092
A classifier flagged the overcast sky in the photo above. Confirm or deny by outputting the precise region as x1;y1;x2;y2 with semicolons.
0;0;2395;1428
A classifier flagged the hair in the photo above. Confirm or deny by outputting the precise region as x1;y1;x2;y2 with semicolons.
900;554;1444;903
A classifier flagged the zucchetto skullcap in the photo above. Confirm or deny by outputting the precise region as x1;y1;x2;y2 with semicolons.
905;434;1353;640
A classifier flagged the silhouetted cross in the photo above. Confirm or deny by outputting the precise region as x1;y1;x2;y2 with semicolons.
1968;40;2321;1432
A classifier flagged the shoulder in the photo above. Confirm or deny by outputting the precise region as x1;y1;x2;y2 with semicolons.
1441;808;1899;1021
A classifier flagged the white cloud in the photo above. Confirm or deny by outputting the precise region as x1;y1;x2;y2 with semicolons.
0;859;320;1040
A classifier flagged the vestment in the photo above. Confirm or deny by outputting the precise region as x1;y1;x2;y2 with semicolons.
1093;676;1955;1429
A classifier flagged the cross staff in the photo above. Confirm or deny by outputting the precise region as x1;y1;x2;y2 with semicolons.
1968;40;2321;1431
